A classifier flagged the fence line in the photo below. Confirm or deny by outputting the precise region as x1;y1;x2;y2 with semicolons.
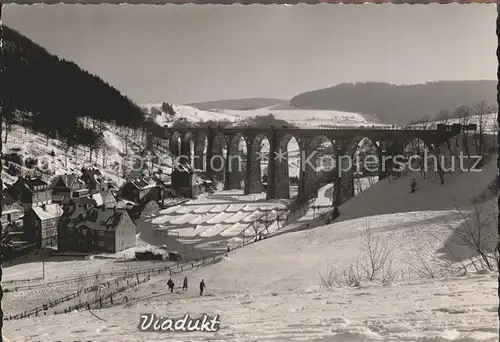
5;273;142;320
5;251;226;321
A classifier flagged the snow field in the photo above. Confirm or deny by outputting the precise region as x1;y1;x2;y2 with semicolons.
169;214;199;225
190;213;219;225
219;222;252;238
205;212;235;225
209;204;230;213
225;203;246;212
223;211;254;224
199;224;234;238
4;271;498;342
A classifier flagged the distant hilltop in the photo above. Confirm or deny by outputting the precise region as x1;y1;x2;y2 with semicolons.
289;80;497;125
186;98;291;111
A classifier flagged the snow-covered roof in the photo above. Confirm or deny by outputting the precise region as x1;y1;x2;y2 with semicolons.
129;176;158;190
32;203;64;221
73;207;134;232
91;190;116;207
50;174;85;189
116;199;137;207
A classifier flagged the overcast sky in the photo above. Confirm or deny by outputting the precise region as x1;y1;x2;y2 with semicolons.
4;4;497;105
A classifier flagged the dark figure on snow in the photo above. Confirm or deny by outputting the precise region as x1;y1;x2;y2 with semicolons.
182;276;188;291
332;206;339;220
227;246;231;253
410;178;417;193
199;279;206;296
167;278;174;293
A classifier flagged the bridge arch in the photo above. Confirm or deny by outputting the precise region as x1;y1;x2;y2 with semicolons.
192;132;208;171
210;132;228;184
273;133;301;199
402;137;430;174
179;132;195;164
343;136;379;177
299;135;335;202
227;133;248;190
169;131;182;157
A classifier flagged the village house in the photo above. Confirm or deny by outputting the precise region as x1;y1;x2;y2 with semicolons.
23;202;64;249
1;191;26;246
8;176;52;211
171;162;203;198
118;176;163;205
91;189;117;208
80;167;112;193
50;173;90;204
64;207;136;253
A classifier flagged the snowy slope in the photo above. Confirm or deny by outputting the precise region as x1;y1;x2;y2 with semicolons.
144;103;380;129
218;107;379;127
2;107;498;341
4;269;498;342
421;112;498;134
1;120;168;189
143;104;239;127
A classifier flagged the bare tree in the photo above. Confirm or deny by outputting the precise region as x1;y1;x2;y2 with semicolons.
453;105;472;157
434;108;451;125
471;101;492;157
358;220;395;282
319;219;396;287
435;195;498;272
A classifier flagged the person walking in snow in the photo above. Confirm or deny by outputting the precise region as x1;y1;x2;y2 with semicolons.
167;278;174;293
410;178;417;193
199;279;206;296
332;206;339;220
182;276;188;291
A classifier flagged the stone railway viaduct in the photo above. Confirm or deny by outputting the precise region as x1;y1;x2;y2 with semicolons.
161;125;462;205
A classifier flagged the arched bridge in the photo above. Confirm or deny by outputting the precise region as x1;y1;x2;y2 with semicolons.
159;124;463;204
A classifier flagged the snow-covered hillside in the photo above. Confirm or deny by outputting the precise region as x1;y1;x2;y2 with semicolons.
1;120;169;189
4;152;497;341
416;113;498;134
143;104;239;127
218;106;379;127
144;103;380;128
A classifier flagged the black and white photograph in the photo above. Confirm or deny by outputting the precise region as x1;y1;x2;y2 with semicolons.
0;3;498;341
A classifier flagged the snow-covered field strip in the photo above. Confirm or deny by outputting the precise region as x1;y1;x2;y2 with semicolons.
170;214;199;225
219;222;251;238
176;206;199;214
226;204;246;212
209;204;230;213
199;224;234;238
241;210;261;223
191;213;219;225
223;211;254;224
194;205;217;214
205;212;235;225
168;227;199;238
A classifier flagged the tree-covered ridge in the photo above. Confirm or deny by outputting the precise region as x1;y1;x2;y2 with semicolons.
290;81;497;124
1;25;145;143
